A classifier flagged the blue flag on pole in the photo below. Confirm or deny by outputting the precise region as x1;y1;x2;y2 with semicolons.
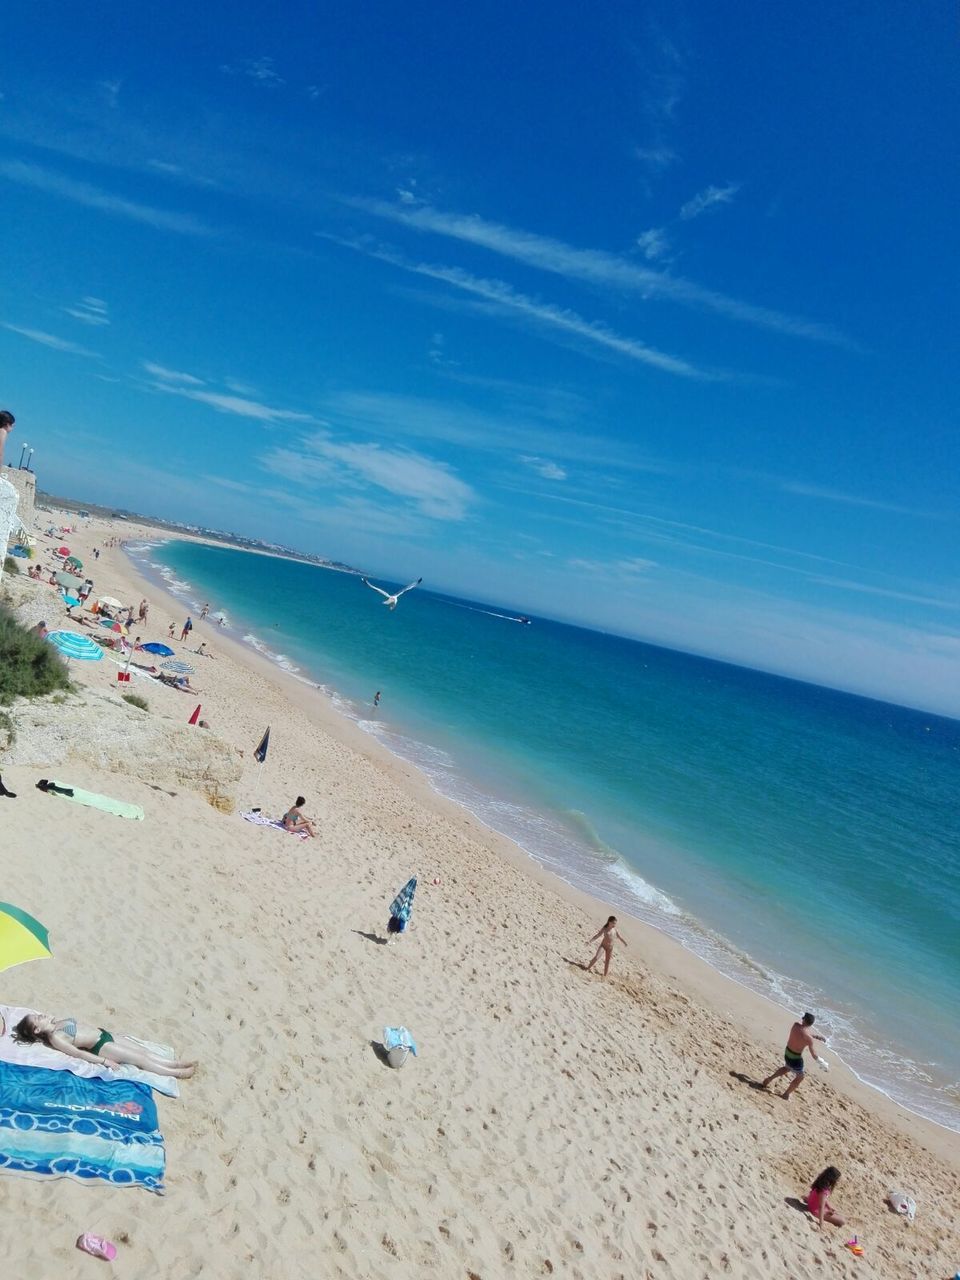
254;726;270;764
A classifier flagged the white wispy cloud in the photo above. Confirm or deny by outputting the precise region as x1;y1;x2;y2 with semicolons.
427;331;458;370
223;377;259;396
98;79;122;109
221;57;286;88
679;182;740;221
315;388;670;474
635;145;678;171
1;322;97;357
567;556;657;576
778;480;941;519
142;360;205;386
0;160;212;236
521;456;567;481
326;237;714;379
343;198;847;345
64;296;109;327
263;434;474;520
155;383;314;423
636;227;671;262
808;577;960;610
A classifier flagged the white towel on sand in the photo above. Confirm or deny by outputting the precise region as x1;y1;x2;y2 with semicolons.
240;811;309;840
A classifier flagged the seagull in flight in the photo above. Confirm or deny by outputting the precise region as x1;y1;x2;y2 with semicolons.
361;576;422;611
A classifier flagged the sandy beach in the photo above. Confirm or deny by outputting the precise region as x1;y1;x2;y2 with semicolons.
1;513;957;1280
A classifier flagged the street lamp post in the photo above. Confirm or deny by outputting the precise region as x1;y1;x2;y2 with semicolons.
25;449;34;472
18;442;28;469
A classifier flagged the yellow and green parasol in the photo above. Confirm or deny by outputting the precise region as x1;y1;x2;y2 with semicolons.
0;902;52;974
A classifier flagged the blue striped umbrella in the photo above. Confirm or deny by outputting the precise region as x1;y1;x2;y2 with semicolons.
45;631;104;662
389;877;417;927
161;659;195;674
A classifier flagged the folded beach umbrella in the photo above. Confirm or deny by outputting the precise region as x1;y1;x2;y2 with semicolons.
46;630;104;662
254;726;270;764
161;659;195;674
388;877;417;930
188;704;201;726
141;642;175;657
0;902;52;975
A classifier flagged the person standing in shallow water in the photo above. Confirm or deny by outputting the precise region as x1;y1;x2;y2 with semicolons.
373;691;381;708
585;915;626;978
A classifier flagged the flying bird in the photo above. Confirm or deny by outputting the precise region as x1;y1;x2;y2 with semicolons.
362;576;422;611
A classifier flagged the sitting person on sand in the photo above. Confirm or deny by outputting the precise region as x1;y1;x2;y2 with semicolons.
283;795;316;838
13;1013;197;1079
807;1166;844;1228
585;914;626;978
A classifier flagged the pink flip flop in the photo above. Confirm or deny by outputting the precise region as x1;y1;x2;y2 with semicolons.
76;1234;118;1262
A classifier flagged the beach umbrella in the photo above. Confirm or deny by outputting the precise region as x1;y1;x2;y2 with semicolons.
388;876;417;932
54;571;76;588
65;555;83;569
0;902;52;975
188;704;201;726
62;595;81;608
161;659;195;674
99;618;127;634
98;595;123;610
46;630;104;662
57;545;70;556
250;726;270;797
141;642;174;657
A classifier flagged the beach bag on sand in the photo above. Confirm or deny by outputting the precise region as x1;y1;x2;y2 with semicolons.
383;1026;417;1069
887;1188;917;1222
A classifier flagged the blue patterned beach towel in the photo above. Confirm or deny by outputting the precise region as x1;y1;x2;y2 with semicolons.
0;1060;165;1193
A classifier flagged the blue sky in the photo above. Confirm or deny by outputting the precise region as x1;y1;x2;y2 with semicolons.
2;2;959;715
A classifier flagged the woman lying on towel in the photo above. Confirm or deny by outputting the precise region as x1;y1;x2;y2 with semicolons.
12;1013;197;1079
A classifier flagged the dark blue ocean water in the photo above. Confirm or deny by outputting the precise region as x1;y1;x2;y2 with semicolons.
130;539;960;1131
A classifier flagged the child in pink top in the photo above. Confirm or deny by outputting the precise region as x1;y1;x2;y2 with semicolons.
807;1167;844;1227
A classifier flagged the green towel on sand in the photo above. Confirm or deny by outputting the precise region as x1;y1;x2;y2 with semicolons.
49;782;144;820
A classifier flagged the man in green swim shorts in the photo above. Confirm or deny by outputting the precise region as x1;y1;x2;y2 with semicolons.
761;1012;826;1099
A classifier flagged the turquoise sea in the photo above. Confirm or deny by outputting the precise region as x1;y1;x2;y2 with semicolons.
128;539;960;1132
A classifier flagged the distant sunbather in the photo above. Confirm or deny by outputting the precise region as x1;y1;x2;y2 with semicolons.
283;795;316;838
13;1013;197;1078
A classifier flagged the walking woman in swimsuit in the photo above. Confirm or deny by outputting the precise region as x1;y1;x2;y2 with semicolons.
585;915;627;978
13;1013;197;1078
